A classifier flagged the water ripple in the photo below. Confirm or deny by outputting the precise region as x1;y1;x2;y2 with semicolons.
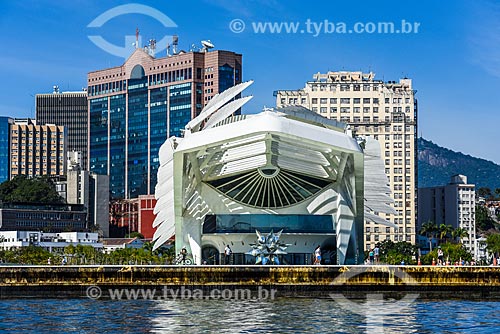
0;298;499;333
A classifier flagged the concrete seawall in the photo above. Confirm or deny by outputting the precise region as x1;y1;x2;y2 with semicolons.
1;265;500;299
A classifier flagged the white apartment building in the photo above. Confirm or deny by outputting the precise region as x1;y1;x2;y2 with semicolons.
418;175;477;258
275;71;417;250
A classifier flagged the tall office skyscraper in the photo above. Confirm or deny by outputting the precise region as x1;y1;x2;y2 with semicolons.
0;117;14;183
36;88;88;169
275;71;418;249
87;46;242;199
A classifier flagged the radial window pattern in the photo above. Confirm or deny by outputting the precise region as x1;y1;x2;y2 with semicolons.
207;168;331;208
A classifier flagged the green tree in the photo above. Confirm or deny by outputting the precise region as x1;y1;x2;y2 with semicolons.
0;175;65;204
0;246;54;265
478;187;493;199
375;240;418;265
495;188;500;200
486;233;500;256
438;224;453;243
422;242;472;265
419;220;438;251
451;227;469;244
476;205;496;231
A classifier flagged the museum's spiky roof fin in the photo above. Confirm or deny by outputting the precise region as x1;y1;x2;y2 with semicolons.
275;105;348;132
363;136;397;228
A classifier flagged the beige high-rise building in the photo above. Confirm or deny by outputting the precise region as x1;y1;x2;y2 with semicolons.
275;71;417;250
9;119;67;178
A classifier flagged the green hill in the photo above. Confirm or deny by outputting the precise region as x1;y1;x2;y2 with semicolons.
418;137;500;190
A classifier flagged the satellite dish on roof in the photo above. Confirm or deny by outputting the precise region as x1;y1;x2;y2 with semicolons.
201;40;214;52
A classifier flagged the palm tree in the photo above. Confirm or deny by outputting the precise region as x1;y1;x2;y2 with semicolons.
452;227;469;244
419;220;438;251
439;224;453;244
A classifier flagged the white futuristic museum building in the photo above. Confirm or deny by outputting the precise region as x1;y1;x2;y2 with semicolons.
152;81;395;265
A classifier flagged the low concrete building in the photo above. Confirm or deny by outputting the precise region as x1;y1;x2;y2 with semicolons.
137;195;157;239
102;238;144;253
0;203;87;233
0;230;102;252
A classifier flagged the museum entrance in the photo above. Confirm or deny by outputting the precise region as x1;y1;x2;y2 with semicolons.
201;246;220;265
321;237;338;265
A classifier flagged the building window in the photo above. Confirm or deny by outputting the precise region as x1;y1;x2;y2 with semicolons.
312;98;318;104
320;98;327;104
353;98;360;104
330;98;337;104
340;98;350;104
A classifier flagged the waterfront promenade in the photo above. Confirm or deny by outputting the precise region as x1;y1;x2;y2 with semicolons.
1;265;499;299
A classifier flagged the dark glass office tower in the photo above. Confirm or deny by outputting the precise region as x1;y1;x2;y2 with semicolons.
88;48;242;199
36;90;88;168
0;117;13;183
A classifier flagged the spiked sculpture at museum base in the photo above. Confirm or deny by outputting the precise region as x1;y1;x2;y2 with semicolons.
246;230;291;265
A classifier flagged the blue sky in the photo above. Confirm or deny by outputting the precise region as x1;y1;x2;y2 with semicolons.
1;0;500;163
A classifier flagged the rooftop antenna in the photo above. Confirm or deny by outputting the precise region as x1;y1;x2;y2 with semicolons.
201;40;214;52
148;39;156;57
135;27;139;49
53;85;59;94
172;35;178;55
166;43;171;57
